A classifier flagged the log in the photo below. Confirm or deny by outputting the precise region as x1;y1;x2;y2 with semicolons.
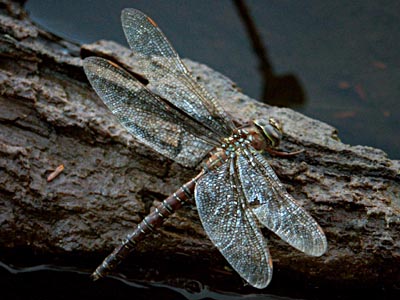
0;0;399;291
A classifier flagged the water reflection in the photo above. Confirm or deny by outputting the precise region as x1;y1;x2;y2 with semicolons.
233;0;306;107
0;261;300;300
2;260;398;300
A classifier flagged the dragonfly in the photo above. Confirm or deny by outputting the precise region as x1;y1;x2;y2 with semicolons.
83;8;327;289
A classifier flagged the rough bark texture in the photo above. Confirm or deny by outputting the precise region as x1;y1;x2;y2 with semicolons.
0;0;399;292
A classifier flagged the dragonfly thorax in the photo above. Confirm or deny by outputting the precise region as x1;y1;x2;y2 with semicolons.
221;129;252;156
203;118;282;172
220;118;282;155
203;129;253;171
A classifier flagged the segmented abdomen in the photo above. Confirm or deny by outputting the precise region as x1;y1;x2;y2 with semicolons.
91;175;200;280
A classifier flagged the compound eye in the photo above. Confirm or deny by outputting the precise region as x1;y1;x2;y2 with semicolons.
253;118;283;148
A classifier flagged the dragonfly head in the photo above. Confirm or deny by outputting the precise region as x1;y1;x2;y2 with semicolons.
252;118;283;148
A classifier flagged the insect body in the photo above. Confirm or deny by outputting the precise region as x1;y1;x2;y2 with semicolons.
83;8;327;289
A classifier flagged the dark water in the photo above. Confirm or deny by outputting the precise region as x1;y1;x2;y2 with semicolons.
7;0;399;299
25;0;400;159
0;261;304;300
2;261;398;300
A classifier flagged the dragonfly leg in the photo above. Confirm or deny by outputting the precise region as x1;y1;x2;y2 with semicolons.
264;147;305;157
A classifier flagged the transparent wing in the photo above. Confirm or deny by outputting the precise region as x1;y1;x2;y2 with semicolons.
238;148;327;256
83;56;219;167
121;8;188;75
195;159;272;289
121;8;235;138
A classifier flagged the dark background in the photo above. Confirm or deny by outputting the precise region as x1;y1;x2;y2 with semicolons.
25;0;400;159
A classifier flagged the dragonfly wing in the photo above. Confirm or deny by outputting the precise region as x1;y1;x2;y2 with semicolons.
121;8;188;75
195;158;273;289
238;149;327;256
121;8;235;138
83;56;217;167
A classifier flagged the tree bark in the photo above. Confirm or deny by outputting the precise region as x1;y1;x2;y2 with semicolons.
0;0;399;291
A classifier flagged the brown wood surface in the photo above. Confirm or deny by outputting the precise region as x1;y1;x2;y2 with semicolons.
0;0;399;291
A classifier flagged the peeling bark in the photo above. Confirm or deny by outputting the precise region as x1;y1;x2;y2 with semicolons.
0;0;399;291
